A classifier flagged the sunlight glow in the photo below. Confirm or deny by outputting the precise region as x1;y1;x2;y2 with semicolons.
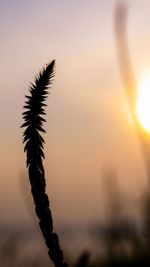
136;71;150;133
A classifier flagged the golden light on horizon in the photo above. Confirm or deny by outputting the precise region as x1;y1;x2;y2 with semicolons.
136;71;150;133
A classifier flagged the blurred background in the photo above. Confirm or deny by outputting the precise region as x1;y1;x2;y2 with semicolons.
1;0;150;266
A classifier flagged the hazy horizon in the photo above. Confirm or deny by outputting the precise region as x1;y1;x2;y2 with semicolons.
1;0;150;228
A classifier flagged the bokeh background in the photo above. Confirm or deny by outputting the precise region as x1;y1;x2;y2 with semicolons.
1;0;150;265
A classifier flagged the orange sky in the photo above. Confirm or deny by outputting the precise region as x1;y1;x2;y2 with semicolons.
0;0;150;225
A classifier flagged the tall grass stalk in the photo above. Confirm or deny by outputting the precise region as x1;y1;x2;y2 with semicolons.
21;60;68;267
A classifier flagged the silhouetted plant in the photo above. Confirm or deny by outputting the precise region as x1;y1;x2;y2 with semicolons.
75;251;90;267
21;60;68;267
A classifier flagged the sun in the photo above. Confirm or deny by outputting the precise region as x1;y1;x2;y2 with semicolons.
136;71;150;133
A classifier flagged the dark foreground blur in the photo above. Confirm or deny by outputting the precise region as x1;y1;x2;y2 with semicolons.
1;184;150;267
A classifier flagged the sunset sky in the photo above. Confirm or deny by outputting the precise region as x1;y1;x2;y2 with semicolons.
1;0;150;227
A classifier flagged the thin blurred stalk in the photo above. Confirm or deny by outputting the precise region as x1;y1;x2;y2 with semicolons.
115;2;136;110
115;1;150;181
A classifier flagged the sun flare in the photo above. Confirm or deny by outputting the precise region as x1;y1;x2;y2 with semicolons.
136;71;150;133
